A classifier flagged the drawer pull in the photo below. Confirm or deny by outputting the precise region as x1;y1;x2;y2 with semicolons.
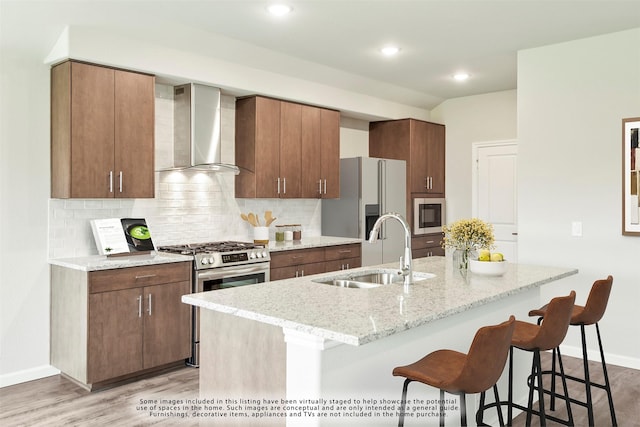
338;249;352;254
137;295;142;318
135;274;156;280
147;294;152;316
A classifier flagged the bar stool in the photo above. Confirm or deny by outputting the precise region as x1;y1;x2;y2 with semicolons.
507;291;576;426
529;276;616;426
392;315;515;427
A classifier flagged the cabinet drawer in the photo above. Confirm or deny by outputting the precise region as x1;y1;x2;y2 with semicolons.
325;257;361;273
324;244;361;261
89;262;191;294
412;234;443;249
269;248;325;269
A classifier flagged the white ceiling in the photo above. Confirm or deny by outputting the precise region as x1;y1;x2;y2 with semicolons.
2;0;640;110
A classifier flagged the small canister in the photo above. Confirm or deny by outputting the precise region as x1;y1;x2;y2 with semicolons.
275;225;285;242
284;225;293;241
292;224;302;241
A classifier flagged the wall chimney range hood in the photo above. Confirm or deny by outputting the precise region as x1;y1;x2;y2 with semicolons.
167;83;239;174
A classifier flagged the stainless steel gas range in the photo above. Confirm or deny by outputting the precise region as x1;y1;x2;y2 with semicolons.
157;241;270;367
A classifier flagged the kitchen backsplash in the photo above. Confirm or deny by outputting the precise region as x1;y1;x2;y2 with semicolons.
48;85;322;259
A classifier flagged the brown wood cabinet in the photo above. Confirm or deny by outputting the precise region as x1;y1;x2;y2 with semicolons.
51;262;191;389
411;234;445;259
369;118;446;231
51;60;155;199
235;96;340;199
269;243;361;281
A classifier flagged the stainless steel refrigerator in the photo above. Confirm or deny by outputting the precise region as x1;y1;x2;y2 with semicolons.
322;157;407;266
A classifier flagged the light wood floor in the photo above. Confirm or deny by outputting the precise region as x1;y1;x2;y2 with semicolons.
1;353;638;426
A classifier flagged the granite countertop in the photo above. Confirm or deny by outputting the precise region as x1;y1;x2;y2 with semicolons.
267;235;361;252
48;252;193;271
182;256;578;346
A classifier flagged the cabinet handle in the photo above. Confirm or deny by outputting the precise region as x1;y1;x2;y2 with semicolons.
300;269;304;277
277;177;281;194
109;171;114;193
426;240;434;244
338;249;352;254
323;179;327;194
318;179;322;195
137;295;142;318
119;171;123;193
135;274;156;280
147;294;152;316
425;177;428;190
346;263;350;269
283;177;286;194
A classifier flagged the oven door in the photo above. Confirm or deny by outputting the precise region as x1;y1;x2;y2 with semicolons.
413;198;445;235
196;262;270;292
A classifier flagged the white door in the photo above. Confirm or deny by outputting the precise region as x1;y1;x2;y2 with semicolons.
472;141;518;262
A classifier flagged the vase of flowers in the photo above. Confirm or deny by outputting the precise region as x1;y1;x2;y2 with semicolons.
442;218;495;270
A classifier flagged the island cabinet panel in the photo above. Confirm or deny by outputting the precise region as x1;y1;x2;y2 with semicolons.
51;60;155;199
369;118;446;231
235;95;340;199
51;261;191;390
269;244;362;281
412;233;445;259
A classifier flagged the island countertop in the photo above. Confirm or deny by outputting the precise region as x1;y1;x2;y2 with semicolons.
182;256;577;346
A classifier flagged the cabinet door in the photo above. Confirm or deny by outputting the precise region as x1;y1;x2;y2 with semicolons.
301;105;322;198
143;281;191;369
410;120;430;193
236;96;281;198
70;62;115;198
279;101;302;198
114;70;155;198
325;257;361;272
425;123;445;195
320;109;340;198
88;288;143;383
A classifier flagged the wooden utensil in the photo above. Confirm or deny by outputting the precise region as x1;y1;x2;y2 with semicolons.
241;213;249;223
248;213;258;227
265;210;275;226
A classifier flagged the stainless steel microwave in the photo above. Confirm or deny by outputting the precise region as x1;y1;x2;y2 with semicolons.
413;198;445;234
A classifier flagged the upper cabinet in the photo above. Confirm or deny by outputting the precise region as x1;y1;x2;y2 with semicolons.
51;60;155;199
369;118;445;196
235;96;340;199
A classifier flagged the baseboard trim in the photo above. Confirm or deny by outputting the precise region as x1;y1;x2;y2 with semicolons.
559;344;640;370
0;365;60;388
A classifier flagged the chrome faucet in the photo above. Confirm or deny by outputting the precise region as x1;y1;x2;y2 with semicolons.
368;212;413;285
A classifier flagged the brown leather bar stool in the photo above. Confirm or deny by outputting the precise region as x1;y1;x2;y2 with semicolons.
529;276;616;426
507;291;576;426
392;315;515;427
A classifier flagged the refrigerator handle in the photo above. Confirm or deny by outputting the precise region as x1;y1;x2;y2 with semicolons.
378;160;386;240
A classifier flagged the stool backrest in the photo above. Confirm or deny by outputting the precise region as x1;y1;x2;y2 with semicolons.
537;290;576;351
573;275;613;325
452;315;516;394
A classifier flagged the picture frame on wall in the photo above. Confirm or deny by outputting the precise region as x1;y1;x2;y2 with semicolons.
623;117;640;236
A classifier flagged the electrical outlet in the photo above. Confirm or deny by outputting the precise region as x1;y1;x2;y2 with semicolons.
571;221;583;237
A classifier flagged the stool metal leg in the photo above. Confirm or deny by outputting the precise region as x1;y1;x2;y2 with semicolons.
398;379;411;427
580;324;595;426
534;350;548;426
439;389;445;427
460;393;467;426
555;347;574;425
595;322;617;426
507;346;514;425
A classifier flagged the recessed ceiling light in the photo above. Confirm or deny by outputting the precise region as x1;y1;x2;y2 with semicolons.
453;72;470;81
267;4;293;16
380;45;401;56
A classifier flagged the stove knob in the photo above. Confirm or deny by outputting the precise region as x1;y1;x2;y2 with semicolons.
209;257;215;264
201;258;208;265
250;252;257;259
262;251;268;258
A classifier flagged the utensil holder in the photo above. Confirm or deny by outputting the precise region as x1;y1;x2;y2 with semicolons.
253;226;269;245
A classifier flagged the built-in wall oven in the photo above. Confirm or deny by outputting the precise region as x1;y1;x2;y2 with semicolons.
157;241;270;367
413;198;445;234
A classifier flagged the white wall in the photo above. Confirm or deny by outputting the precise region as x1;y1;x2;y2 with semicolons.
517;28;640;367
431;90;517;222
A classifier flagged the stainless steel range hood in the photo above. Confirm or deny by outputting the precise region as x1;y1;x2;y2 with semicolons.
169;83;239;174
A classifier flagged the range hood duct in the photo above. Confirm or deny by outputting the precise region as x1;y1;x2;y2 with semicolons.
170;83;239;174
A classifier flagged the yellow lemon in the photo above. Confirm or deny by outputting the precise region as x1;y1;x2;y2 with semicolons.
490;252;504;262
478;249;491;261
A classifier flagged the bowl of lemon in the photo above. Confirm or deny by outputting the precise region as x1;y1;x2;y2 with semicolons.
469;250;508;276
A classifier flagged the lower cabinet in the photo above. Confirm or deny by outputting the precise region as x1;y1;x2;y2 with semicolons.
51;262;191;389
269;243;361;281
412;234;445;258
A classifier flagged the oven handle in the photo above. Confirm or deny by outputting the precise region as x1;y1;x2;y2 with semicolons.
196;263;270;281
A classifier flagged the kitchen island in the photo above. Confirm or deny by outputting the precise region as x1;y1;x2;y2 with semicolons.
182;256;577;426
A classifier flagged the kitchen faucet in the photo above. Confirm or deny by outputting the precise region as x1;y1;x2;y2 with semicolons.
368;212;413;286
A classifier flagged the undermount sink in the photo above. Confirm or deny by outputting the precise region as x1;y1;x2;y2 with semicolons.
312;269;436;289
